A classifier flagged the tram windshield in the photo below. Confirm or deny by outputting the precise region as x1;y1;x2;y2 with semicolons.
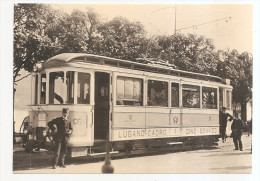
35;71;90;105
226;90;232;109
49;72;65;104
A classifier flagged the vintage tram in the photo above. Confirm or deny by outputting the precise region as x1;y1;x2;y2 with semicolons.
26;53;233;157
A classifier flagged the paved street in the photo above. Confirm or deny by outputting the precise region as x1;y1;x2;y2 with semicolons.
13;133;252;174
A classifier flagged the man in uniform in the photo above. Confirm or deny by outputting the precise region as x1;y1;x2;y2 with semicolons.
219;107;233;143
231;112;243;151
48;108;72;169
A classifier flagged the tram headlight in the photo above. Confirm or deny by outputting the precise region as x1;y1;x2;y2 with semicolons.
23;129;28;134
73;119;79;124
33;61;43;72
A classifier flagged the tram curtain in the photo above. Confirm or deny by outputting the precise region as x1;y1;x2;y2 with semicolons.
116;76;143;106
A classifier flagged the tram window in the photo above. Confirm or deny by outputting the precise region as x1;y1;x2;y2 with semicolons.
182;84;200;108
116;76;143;106
49;72;65;104
34;74;38;104
40;74;46;104
219;88;223;109
226;90;232;109
77;72;90;104
202;87;217;109
171;83;179;107
66;71;74;104
148;80;168;107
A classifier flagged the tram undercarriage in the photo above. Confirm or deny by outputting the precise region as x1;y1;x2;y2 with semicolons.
64;135;219;158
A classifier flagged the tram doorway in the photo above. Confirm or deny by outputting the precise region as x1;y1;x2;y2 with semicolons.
94;72;110;140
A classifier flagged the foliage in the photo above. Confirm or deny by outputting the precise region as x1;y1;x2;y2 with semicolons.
13;4;252;118
218;50;252;120
98;16;146;60
145;34;217;74
14;4;55;81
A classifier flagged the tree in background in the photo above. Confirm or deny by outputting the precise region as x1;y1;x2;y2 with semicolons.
14;4;62;87
217;50;252;121
13;4;252;121
145;33;217;74
98;16;146;60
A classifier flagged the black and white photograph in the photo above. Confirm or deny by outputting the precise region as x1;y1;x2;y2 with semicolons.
0;0;259;180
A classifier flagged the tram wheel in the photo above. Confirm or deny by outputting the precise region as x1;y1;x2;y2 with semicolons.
24;140;35;153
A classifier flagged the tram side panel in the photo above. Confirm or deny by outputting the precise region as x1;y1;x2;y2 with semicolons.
181;109;219;137
112;107;182;141
112;106;146;141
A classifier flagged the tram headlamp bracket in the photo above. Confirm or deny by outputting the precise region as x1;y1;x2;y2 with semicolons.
33;61;44;72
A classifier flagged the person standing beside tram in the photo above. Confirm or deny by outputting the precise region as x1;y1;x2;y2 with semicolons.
219;107;233;143
231;112;243;151
48;108;72;169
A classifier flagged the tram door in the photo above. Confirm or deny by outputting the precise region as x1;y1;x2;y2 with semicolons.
94;72;110;140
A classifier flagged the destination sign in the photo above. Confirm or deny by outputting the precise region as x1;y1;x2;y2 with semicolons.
112;127;219;141
113;128;180;141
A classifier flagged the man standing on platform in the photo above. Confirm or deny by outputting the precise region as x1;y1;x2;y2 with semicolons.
48;108;72;169
219;107;233;143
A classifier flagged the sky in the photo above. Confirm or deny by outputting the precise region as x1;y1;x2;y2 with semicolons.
51;4;253;53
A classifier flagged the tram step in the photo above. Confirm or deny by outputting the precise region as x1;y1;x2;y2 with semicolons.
89;151;119;156
167;142;183;145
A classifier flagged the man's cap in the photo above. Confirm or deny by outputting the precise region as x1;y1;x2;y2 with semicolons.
222;107;227;110
62;108;69;113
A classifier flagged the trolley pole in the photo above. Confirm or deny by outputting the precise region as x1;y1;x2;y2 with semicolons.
102;129;114;173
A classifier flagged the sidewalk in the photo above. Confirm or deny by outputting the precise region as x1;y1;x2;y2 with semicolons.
13;133;252;173
218;132;252;151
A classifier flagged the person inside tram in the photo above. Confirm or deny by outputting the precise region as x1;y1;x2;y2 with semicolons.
219;106;233;143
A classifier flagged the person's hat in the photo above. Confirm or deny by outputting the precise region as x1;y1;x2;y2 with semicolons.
62;108;69;113
222;107;227;110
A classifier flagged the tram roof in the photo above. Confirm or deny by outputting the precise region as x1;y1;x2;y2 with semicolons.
44;53;222;82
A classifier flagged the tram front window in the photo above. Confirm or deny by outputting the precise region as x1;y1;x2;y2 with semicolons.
226;90;232;109
40;73;46;104
66;71;74;104
219;88;223;109
49;72;65;104
77;72;90;104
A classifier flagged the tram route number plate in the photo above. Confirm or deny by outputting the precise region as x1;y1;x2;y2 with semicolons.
38;113;46;121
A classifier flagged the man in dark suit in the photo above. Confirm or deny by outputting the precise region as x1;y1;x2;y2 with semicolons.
48;108;72;169
219;106;233;143
231;112;243;151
